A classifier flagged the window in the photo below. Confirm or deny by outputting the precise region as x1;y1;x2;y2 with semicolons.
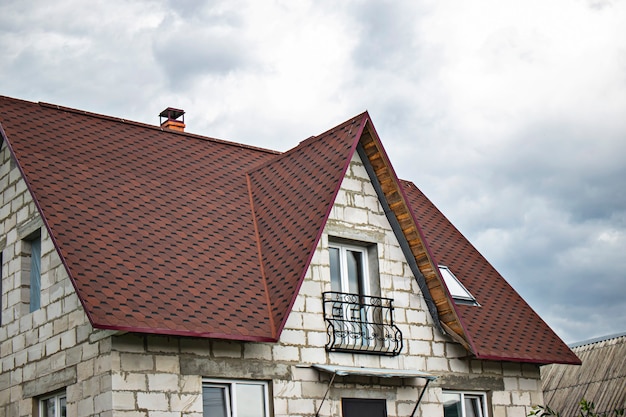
329;242;369;295
443;391;487;417
329;241;370;338
439;265;478;306
17;219;43;315
324;240;402;355
26;233;42;312
39;392;67;417
202;379;269;417
1;250;3;325
342;398;387;417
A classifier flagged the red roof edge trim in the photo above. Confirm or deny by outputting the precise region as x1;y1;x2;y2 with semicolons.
473;352;582;365
362;120;479;355
272;113;370;338
0;123;100;330
93;322;278;343
246;172;277;339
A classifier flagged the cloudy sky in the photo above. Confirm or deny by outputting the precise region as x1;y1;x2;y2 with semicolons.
1;0;625;344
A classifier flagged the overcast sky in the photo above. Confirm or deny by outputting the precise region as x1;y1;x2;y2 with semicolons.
1;0;625;344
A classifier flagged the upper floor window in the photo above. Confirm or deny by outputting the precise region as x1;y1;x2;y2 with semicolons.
23;230;42;313
329;242;370;295
443;391;487;417
0;250;3;325
203;379;269;417
39;391;67;417
16;218;43;316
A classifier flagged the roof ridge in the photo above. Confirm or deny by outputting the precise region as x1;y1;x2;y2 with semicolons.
36;99;281;155
246;112;369;176
570;331;626;348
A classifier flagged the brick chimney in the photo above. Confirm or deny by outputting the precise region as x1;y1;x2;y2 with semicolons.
159;107;185;132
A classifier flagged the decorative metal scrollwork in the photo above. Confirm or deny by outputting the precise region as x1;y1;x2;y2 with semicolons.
322;291;403;356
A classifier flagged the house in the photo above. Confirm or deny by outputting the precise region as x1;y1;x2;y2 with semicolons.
0;95;580;417
540;332;626;416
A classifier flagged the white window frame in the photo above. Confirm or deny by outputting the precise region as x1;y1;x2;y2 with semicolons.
28;234;42;312
39;391;67;417
329;242;370;295
202;379;270;417
443;391;488;417
438;265;479;305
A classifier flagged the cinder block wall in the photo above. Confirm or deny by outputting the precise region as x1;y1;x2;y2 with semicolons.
0;142;114;417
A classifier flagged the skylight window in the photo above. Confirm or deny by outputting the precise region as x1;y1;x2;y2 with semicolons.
438;265;479;306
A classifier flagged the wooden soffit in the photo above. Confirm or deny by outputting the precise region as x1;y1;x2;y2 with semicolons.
358;121;474;353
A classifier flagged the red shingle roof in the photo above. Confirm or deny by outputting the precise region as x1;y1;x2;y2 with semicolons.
248;117;367;335
0;95;579;364
402;181;581;364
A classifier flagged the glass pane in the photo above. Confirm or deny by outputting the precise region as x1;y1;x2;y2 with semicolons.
41;397;55;417
443;393;462;417
59;396;67;417
203;386;229;417
236;383;266;417
439;266;475;301
465;396;483;417
329;247;341;292
30;237;41;312
346;250;363;294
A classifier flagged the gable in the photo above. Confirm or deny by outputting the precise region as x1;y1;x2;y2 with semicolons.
247;114;368;337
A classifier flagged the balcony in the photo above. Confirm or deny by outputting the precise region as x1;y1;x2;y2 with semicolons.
322;291;403;356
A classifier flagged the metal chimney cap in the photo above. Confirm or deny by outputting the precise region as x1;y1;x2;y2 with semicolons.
159;107;185;122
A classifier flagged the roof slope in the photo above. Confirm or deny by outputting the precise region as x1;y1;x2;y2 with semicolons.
248;115;367;336
402;181;581;364
541;333;626;416
0;97;281;340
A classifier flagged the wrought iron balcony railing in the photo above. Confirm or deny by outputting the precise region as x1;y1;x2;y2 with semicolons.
322;291;403;356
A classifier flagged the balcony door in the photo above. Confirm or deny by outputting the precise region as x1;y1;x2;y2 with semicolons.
329;242;371;348
329;242;369;296
324;240;402;355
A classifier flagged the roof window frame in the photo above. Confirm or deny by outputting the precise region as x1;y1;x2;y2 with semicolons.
438;265;480;306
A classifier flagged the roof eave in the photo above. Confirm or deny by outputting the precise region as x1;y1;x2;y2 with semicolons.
355;119;477;355
93;322;279;343
0;121;104;331
474;352;582;366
